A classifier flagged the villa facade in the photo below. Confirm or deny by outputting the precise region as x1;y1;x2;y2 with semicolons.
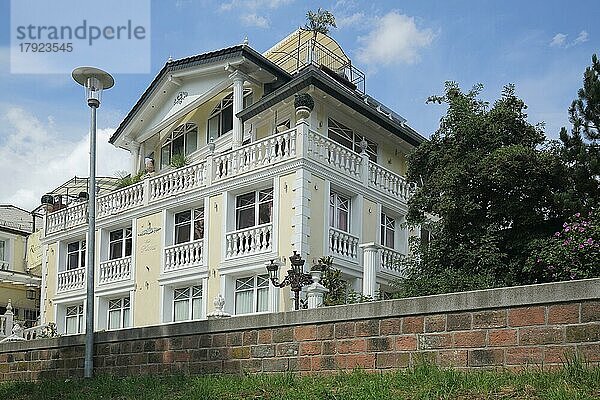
38;30;426;335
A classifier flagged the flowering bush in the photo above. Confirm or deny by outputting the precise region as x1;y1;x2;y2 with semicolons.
526;211;599;282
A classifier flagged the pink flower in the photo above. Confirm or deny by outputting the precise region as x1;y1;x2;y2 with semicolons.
586;238;594;245
578;244;584;249
575;213;581;218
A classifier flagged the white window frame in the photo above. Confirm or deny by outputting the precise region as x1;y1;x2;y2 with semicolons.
381;212;395;249
174;208;205;245
207;89;252;142
329;192;350;232
65;304;84;335
107;297;131;330
66;240;86;270
161;122;198;168
234;274;269;315
172;285;203;322
108;227;132;260
235;188;273;230
328;117;378;162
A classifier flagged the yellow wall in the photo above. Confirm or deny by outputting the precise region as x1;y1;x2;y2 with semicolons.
26;230;42;275
133;213;163;327
277;173;296;310
379;144;408;176
0;284;36;317
308;174;326;259
362;198;378;243
206;194;223;312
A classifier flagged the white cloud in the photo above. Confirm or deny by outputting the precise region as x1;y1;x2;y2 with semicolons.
336;12;367;29
241;13;270;28
220;0;293;12
0;107;129;210
550;31;589;48
356;11;435;66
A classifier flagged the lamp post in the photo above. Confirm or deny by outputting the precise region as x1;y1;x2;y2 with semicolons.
72;66;114;379
266;251;314;310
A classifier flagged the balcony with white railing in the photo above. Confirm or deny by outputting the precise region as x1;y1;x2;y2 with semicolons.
98;257;132;284
0;261;9;271
164;239;204;272
225;223;272;259
44;126;413;235
328;227;359;261
380;246;405;276
57;268;86;292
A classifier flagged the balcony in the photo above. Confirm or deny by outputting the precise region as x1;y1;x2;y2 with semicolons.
380;246;405;276
225;223;272;259
328;227;359;261
57;268;85;292
45;126;412;235
99;257;132;284
164;239;204;272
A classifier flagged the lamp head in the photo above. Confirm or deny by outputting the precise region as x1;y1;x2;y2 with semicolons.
266;259;280;281
72;67;114;107
289;251;305;273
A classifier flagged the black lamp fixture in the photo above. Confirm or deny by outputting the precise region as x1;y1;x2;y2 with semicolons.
26;287;36;300
266;251;314;311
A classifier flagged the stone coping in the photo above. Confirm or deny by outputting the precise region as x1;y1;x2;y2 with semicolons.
2;278;598;353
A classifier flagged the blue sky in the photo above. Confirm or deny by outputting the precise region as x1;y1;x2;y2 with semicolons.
0;0;598;209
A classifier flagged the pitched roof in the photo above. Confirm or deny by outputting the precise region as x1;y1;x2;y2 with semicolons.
0;205;38;234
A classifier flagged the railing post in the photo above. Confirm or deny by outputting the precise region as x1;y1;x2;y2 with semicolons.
4;299;13;337
360;152;370;187
306;269;329;309
142;176;150;205
295;119;309;160
206;140;215;186
359;243;379;298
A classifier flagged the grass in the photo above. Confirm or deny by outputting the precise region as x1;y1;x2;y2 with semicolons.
1;362;599;400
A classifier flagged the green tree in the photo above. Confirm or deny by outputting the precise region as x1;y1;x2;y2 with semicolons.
305;8;336;38
398;82;563;295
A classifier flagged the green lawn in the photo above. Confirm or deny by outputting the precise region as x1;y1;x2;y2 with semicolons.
1;362;599;400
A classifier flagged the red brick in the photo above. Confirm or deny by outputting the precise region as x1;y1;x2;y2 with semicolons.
425;315;446;332
395;335;417;351
447;313;472;331
578;343;600;362
294;325;317;341
403;316;424;334
272;327;293;343
227;332;243;346
376;352;410;369
257;329;272;344
508;306;545;327
317;324;334;340
299;341;322;356
297;357;312;371
335;354;375;369
488;329;518;347
581;301;600;323
419;333;451;350
367;337;393;352
335;322;355;338
519;327;564;345
322;341;336;355
566;323;600;343
544;346;576;364
243;330;258;346
469;349;504;367
439;350;468;367
380;318;402;335
452;331;486;348
212;334;227;347
506;347;543;365
548;304;580;324
337;339;367;354
311;356;336;370
473;310;507;329
355;320;380;337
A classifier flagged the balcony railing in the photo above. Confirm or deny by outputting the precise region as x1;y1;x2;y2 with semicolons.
99;257;132;284
0;261;9;271
164;239;204;272
45;128;412;235
380;246;404;275
225;223;272;259
328;227;359;260
57;268;85;292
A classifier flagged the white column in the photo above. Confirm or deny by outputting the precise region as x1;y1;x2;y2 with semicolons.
359;242;379;298
130;141;141;175
306;270;328;309
231;73;245;149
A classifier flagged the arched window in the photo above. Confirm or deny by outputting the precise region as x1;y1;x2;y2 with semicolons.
207;88;252;142
161;123;198;168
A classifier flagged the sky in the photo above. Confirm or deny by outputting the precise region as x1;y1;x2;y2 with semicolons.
0;0;598;210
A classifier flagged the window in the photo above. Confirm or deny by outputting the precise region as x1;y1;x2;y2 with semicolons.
0;240;5;261
66;240;86;270
65;304;84;334
173;285;202;322
161;123;198;168
235;189;273;230
381;213;395;249
328;118;378;162
329;192;350;232
109;228;132;260
108;297;130;330
207;89;252;142
234;275;269;315
174;208;204;245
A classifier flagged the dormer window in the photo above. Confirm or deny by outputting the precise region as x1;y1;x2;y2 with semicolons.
160;123;198;168
207;89;252;142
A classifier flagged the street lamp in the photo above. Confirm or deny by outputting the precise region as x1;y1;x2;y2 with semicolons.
266;251;314;310
72;66;114;379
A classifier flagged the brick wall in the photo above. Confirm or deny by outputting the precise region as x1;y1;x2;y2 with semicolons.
1;279;599;381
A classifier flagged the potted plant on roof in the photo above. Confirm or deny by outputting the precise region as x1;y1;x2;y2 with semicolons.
294;93;314;120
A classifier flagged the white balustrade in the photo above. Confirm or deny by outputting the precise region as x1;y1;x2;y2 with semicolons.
380;246;405;274
328;227;359;260
368;162;413;201
46;203;88;234
164;239;204;272
0;261;9;271
306;130;362;180
213;129;296;181
149;162;207;201
99;257;132;284
97;182;144;218
225;223;272;258
57;268;86;292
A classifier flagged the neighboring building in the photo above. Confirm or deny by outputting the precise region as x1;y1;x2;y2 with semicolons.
0;205;42;327
39;29;426;334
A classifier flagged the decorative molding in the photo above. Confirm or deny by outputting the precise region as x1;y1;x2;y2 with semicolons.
173;91;188;105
